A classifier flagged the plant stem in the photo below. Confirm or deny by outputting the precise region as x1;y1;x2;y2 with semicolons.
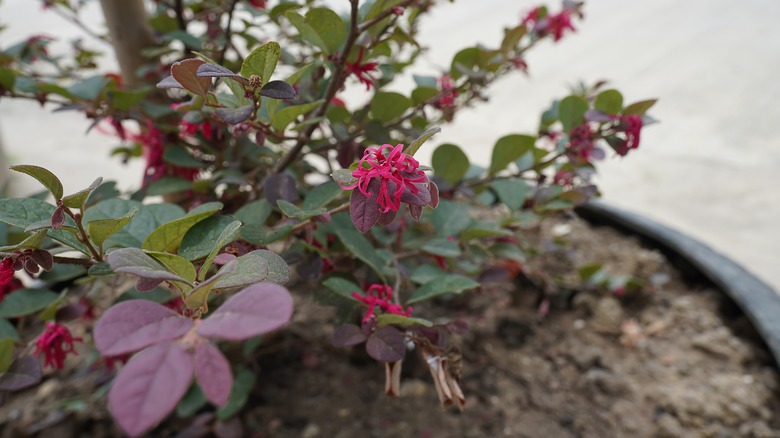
288;202;350;234
52;256;97;267
62;208;102;262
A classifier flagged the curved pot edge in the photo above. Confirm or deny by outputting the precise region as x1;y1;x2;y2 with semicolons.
576;201;780;366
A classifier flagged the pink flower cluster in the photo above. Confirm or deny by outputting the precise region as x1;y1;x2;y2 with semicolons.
611;115;643;156
343;144;428;213
34;322;82;370
436;74;458;108
0;258;14;287
522;6;577;42
345;48;378;90
352;284;412;324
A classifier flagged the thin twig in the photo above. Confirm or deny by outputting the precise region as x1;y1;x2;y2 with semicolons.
52;256;97;267
174;0;187;31
217;0;240;65
288;202;350;234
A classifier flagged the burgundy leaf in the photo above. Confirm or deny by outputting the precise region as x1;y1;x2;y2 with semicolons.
332;324;367;347
214;105;254;125
170;59;212;97
194;341;232;406
55;303;87;322
479;266;510;283
213;253;237;265
584;109;612;122
258;80;296;99
400;181;432;206
30;249;53;271
135;277;163;292
196;63;249;85
0;355;42;392
215;417;244;438
365;326;406;362
109;342;194;437
198;283;293;341
349;188;381;233
263;173;297;206
156;75;184;89
377;209;397;226
429;181;440;208
94;300;194;356
409;204;423;222
51;206;65;230
337;141;356;169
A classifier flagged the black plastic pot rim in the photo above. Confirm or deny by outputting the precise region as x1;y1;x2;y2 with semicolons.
576;201;780;366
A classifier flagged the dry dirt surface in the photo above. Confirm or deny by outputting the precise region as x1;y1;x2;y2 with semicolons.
1;215;779;438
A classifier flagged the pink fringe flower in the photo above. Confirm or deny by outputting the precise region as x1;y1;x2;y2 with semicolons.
611;115;643;156
522;6;577;42
352;284;412;324
0;258;14;287
34;323;82;370
345;48;378;90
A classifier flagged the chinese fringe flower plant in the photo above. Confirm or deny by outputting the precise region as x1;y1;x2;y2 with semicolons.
0;0;655;435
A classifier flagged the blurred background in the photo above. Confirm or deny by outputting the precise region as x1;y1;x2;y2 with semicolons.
1;0;779;291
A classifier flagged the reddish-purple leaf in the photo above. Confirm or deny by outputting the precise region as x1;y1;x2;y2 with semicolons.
409;204;423;222
0;355;42;392
400;181;432;206
196;63;249;85
584;109;612;122
194;341;232;406
156;75;184;89
213;253;237;265
349;188;380;233
429;181;440;208
109;342;194;437
258;80;296;99
135;277;163;292
263;172;297;206
366;326;406;362
171;59;212;97
332;324;367;347
51;206;65;230
215;105;254;125
198;283;293;341
94;300;194;356
30;249;53;271
377;209;397;226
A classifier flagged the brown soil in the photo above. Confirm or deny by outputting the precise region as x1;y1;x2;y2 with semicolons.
1;214;779;438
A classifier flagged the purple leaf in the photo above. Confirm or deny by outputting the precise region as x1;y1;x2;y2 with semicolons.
94;300;194;356
170;59;212;97
584;109;612;122
213;253;236;265
331;324;367;347
409;204;423;222
263;173;297;206
194;341;232;406
109;342;194;437
258;80;296;99
135;277;163;292
400;181;431;206
214;105;254;125
198;283;293;341
377;209;397;226
0;355;42;392
196;63;249;85
366;326;406;362
429;181;440;208
349;188;380;233
51;206;65;230
156;75;184;89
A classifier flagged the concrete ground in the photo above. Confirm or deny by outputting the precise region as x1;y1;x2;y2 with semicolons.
1;0;778;291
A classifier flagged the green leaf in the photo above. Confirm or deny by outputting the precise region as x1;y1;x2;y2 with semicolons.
405;127;441;157
197;220;241;282
449;47;481;80
164;147;205;169
376;314;433;328
422;237;461;257
489;134;536;174
109;88;151;111
146;178;193;196
184;261;235;312
277;200;326;219
322;276;362;301
407;275;480;304
431;200;470;237
217;368;256;420
61;177;103;209
623;99;657;116
0;319;19;341
240;223;291;246
179;216;239;261
302;182;342;211
558;95;588;132
85;200;184;249
432;143;469;184
212;252;267;290
146;251;197;284
87;208;137;248
9;165;63;199
0;338;14;373
491;179;530;210
240;41;281;83
286;62;316;85
177;384;207;418
594;89;623;114
271;100;323;132
38;289;68;322
0;230;47;252
461;227;513;241
67;75;108;101
253;249;290;284
107;247;189;284
411;86;438;106
0;67;16;90
0;288;59;318
332;213;387;281
142;203;222;253
234;200;272;226
0;198;85;253
370;92;411;123
306;8;347;54
331;169;357;187
409;264;448;284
